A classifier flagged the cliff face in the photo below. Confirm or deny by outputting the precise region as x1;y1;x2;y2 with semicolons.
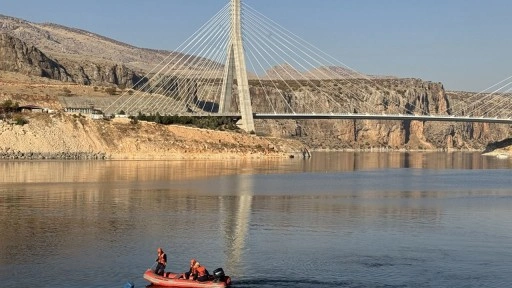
0;33;145;86
0;34;72;81
0;34;148;87
243;79;511;150
51;57;145;86
0;15;217;87
0;14;168;72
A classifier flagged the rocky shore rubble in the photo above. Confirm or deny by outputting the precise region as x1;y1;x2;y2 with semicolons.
0;148;107;160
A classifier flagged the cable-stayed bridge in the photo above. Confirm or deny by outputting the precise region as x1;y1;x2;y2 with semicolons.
103;0;512;132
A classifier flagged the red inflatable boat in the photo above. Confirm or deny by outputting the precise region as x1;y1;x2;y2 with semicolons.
143;269;231;288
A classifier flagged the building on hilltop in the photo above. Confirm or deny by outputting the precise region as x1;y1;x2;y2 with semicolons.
17;105;45;113
64;106;104;120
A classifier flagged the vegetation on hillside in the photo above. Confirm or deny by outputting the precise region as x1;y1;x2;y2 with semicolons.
0;100;29;125
130;113;240;131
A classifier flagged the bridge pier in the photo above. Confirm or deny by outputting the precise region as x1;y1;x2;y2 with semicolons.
220;0;255;133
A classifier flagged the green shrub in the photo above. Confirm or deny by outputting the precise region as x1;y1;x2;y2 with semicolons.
0;100;19;112
14;115;29;126
133;113;239;131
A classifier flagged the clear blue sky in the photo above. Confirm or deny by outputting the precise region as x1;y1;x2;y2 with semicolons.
2;0;511;92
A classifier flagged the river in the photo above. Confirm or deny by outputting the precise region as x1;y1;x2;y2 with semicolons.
0;152;511;288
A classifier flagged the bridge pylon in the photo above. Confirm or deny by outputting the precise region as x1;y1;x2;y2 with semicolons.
219;0;255;133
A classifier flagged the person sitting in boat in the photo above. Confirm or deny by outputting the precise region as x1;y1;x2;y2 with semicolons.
154;247;167;276
181;258;197;279
192;262;209;282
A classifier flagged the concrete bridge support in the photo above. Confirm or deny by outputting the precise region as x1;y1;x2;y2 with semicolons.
220;0;255;132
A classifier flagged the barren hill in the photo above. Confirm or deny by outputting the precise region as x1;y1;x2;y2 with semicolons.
0;14;223;86
0;14;387;85
0;14;171;72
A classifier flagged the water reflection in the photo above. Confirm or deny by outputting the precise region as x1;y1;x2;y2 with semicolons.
219;175;253;276
0;152;508;185
307;151;511;171
0;152;511;288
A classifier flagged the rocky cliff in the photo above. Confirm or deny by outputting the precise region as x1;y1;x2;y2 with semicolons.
0;14;168;72
0;32;147;87
0;33;72;81
0;15;220;87
243;79;511;150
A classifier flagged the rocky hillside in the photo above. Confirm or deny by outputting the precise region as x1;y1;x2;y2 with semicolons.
0;112;305;160
0;14;170;72
264;64;372;80
0;14;220;86
0;33;72;81
246;79;511;151
0;32;145;87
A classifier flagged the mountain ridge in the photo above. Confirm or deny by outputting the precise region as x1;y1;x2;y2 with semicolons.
0;14;178;75
0;14;384;84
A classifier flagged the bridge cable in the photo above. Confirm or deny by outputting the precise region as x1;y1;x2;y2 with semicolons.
243;9;347;114
244;3;416;116
123;4;231;115
139;5;230;115
448;74;512;117
244;7;381;115
105;2;230;115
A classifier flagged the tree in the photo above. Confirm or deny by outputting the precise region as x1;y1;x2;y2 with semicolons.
14;115;28;126
1;100;19;113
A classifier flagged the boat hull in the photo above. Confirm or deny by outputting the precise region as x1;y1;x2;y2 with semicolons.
143;269;231;288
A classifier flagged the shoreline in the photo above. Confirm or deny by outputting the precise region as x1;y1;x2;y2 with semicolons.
0;150;300;161
0;148;506;161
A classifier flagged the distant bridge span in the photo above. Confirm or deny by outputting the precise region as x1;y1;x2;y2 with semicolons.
253;113;512;124
176;113;512;124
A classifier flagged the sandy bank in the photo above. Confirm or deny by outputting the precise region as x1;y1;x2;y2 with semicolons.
0;113;306;160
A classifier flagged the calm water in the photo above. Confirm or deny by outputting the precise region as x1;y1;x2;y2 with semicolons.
0;152;512;288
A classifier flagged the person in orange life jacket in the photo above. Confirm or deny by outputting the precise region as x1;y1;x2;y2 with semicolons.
180;258;197;279
154;248;167;276
192;262;209;282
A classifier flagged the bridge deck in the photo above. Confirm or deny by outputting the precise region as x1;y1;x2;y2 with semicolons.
173;113;512;124
253;113;512;124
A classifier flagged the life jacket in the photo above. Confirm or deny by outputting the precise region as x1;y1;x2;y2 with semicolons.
157;253;166;265
196;265;207;277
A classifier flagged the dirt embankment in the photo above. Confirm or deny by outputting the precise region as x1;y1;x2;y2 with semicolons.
0;113;306;160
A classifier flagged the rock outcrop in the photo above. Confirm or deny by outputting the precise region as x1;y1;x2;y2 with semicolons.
0;33;72;81
0;33;145;87
243;79;511;150
0;14;220;87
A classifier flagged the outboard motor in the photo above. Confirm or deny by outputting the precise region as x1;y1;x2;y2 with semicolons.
213;268;225;282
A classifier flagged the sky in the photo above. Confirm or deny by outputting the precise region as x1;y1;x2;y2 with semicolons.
2;0;512;92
